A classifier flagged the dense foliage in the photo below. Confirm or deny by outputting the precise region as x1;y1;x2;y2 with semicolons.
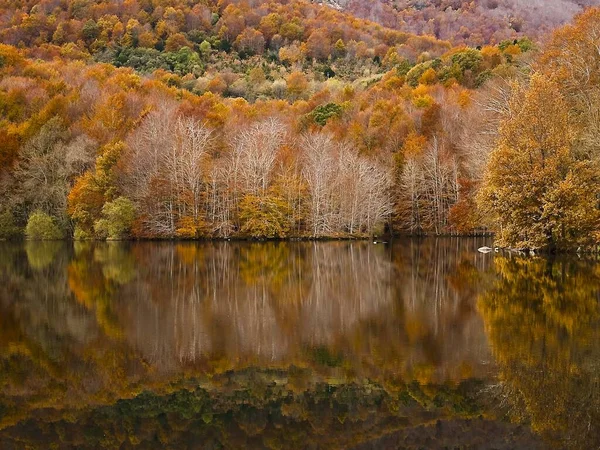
0;0;597;245
0;0;536;240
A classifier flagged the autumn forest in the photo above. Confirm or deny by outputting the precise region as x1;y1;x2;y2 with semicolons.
1;0;599;251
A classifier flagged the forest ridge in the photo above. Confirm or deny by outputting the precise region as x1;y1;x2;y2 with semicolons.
0;0;599;250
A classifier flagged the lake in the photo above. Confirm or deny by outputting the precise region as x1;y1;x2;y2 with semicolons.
0;239;598;449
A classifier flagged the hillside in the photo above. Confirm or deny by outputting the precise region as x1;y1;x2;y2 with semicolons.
316;0;596;44
0;0;598;248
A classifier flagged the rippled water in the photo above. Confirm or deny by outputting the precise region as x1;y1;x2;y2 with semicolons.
0;239;598;449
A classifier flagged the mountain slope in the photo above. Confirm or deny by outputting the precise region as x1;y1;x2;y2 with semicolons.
315;0;596;44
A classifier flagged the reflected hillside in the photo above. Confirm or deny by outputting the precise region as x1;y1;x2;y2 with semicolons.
478;255;600;449
0;239;493;434
1;368;545;449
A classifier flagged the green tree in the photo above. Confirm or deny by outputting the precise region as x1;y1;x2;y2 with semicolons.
0;211;20;240
199;40;212;55
94;197;136;240
406;62;434;87
451;49;482;72
312;103;343;126
25;211;63;240
82;19;100;42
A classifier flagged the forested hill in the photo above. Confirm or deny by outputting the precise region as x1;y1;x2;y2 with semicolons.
316;0;596;44
0;0;598;250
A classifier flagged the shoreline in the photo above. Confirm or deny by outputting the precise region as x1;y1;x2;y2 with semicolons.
4;233;496;243
6;234;599;255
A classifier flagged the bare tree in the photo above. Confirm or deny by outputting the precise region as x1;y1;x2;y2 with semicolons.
397;136;458;234
166;117;213;223
302;133;392;237
301;133;339;236
122;103;213;236
461;78;513;179
206;161;236;237
64;134;97;178
337;146;392;235
421;136;457;234
230;117;288;196
398;157;425;233
13;117;70;225
122;101;178;236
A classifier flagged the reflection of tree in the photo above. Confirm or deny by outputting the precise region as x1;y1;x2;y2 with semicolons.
93;242;137;285
478;256;600;449
0;239;497;442
25;241;62;270
68;242;137;339
390;237;494;383
0;242;149;430
104;239;492;384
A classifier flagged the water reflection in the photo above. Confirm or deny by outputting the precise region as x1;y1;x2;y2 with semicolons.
478;255;600;449
0;240;598;448
62;240;494;383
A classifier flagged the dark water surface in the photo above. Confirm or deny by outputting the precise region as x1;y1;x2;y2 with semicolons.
0;239;598;449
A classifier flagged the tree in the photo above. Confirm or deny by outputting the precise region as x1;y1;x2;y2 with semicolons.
165;33;191;52
312;103;343;126
69;142;124;237
13;117;71;226
234;28;265;56
478;74;600;250
336;147;392;235
199;40;212;55
538;8;600;160
94;196;136;240
0;210;20;239
419;68;437;85
397;136;458;234
301;133;339;236
229;118;287;197
285;71;308;100
239;194;292;238
169;117;213;237
333;39;346;59
25;211;63;240
82;19;100;43
305;29;331;61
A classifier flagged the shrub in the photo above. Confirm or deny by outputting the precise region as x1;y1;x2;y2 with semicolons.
25;211;63;240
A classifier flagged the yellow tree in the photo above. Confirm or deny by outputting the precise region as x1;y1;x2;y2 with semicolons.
478;74;600;250
538;8;600;160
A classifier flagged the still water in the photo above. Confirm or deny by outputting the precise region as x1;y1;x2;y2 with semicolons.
0;239;598;449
